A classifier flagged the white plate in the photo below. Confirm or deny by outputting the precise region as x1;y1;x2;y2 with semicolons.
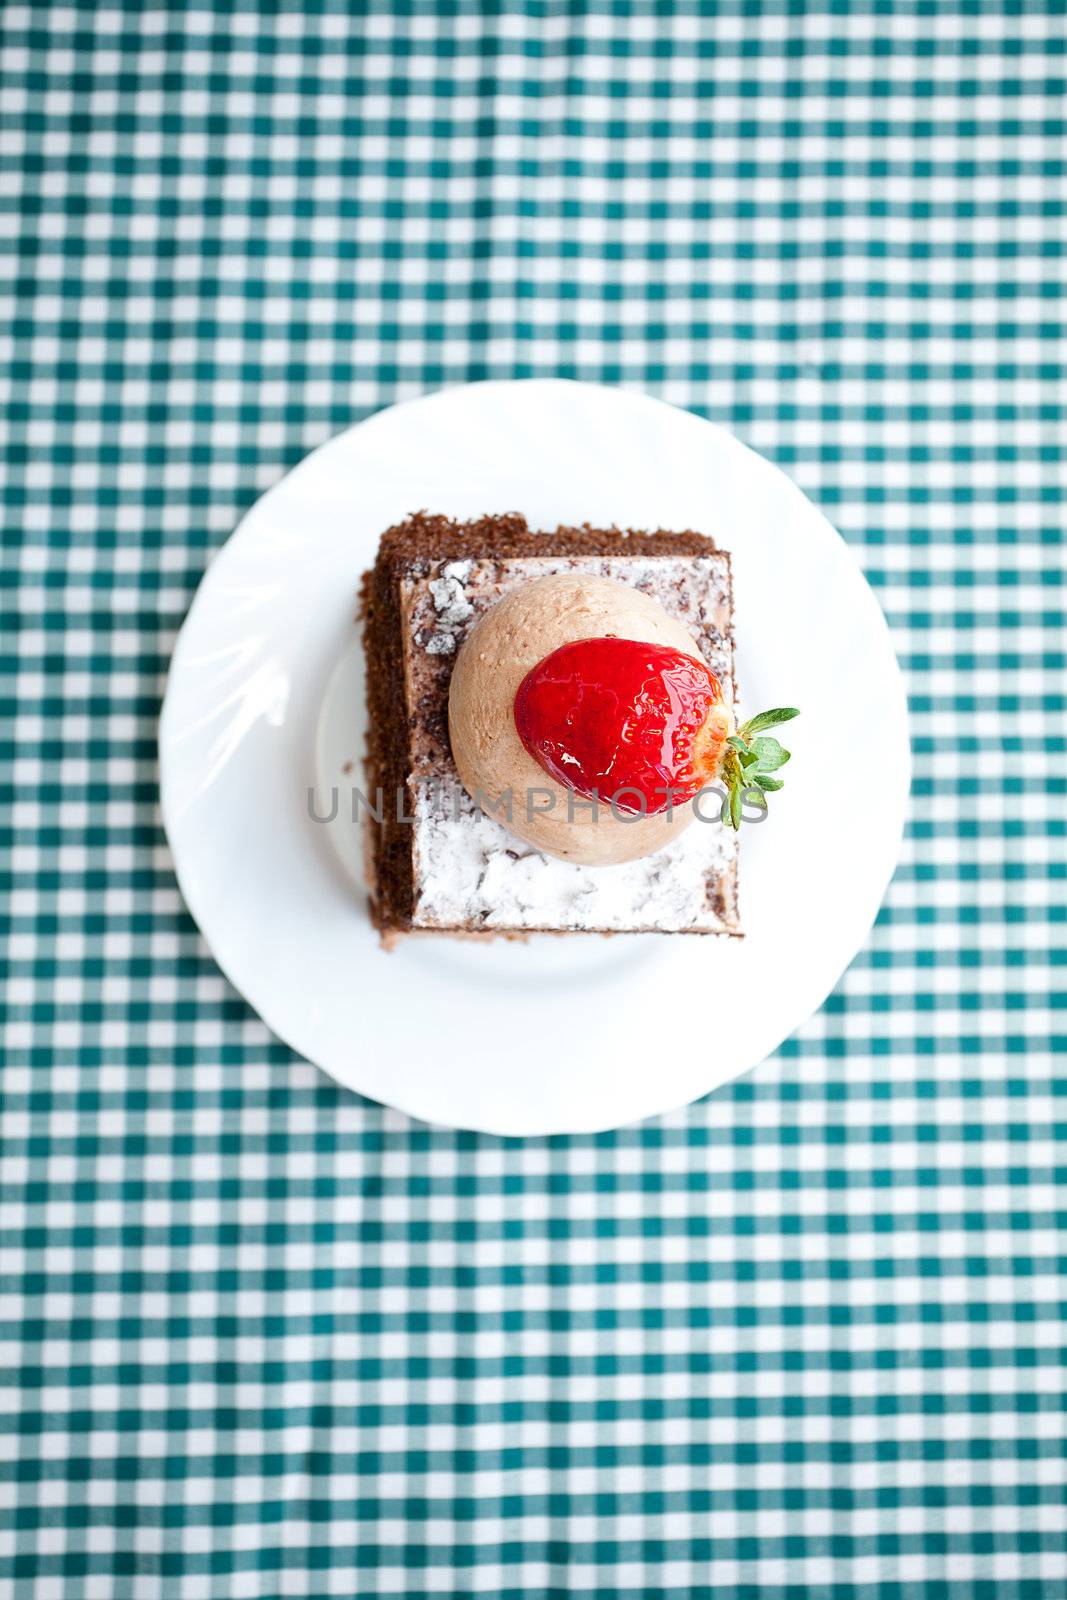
159;381;909;1136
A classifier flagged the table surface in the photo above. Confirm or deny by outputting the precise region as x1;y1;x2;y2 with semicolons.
2;4;1065;1597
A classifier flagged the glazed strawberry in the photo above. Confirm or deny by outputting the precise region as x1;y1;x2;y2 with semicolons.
514;636;798;828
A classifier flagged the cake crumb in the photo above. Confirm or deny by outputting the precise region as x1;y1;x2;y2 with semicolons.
425;571;474;654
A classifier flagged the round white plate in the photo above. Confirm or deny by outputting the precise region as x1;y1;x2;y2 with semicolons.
159;381;909;1136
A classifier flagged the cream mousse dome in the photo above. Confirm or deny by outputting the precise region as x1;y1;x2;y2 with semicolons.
448;573;711;867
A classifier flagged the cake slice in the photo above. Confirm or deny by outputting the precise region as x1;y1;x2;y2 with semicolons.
360;512;740;940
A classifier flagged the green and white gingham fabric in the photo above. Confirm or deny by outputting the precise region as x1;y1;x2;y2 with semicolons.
2;3;1065;1596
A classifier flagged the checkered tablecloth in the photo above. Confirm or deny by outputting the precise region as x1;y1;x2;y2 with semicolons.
3;3;1065;1596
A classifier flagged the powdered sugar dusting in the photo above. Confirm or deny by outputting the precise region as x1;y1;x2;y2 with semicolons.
413;784;739;933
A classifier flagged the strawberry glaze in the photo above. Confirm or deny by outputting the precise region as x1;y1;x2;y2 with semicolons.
514;636;730;815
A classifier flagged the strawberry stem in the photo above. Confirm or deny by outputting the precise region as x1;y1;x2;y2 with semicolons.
718;707;799;830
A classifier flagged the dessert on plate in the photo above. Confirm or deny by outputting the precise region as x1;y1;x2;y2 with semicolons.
360;512;796;942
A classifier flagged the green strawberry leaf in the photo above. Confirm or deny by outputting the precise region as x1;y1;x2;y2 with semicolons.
740;707;800;739
718;709;799;828
750;736;791;772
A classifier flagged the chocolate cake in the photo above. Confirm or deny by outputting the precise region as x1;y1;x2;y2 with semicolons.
360;512;741;940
